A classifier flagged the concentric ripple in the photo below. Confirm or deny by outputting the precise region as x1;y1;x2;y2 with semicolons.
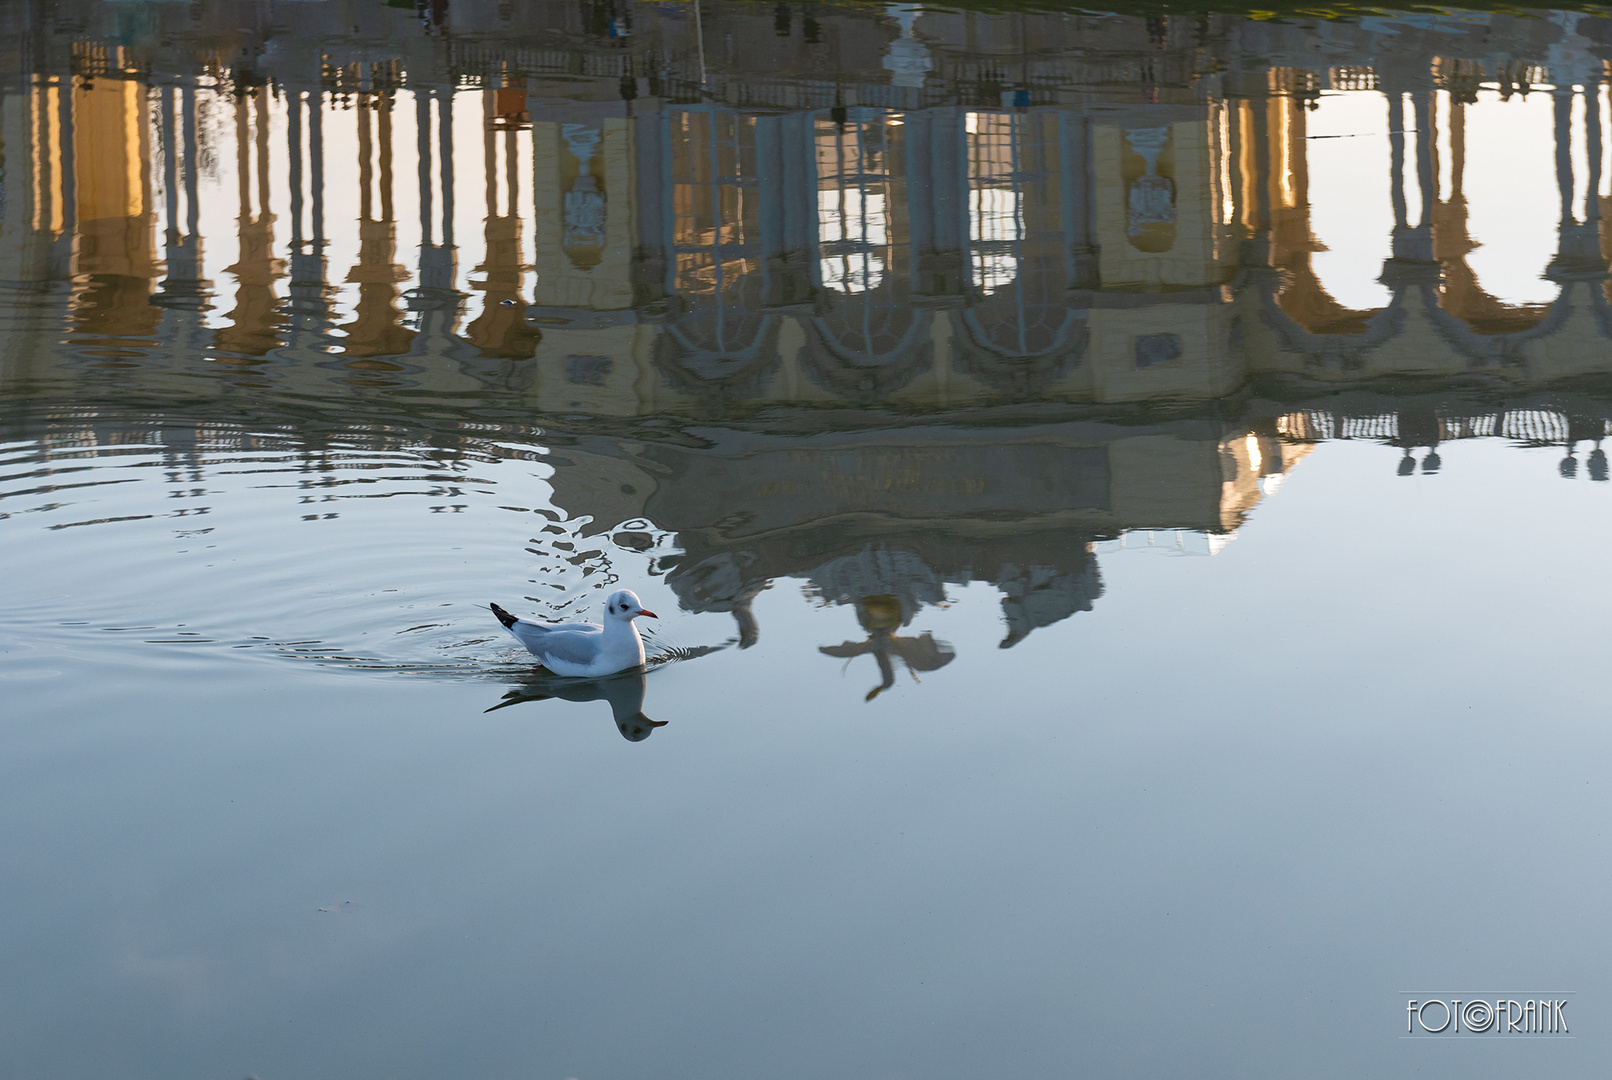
0;406;701;678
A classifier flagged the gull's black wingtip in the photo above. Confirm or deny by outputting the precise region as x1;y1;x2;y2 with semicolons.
490;603;519;630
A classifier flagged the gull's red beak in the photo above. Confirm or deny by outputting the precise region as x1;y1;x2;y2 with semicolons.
639;609;659;619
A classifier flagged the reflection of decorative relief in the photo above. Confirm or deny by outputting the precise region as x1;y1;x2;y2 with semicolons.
882;4;933;89
1124;126;1176;252
561;124;606;269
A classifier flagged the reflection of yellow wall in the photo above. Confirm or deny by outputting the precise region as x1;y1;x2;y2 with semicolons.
1087;304;1241;402
529;325;664;415
531;119;636;310
1217;431;1313;531
74;78;154;280
1093;121;1217;289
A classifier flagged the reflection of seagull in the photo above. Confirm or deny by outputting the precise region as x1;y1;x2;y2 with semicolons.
490;588;658;677
486;669;667;742
819;594;956;701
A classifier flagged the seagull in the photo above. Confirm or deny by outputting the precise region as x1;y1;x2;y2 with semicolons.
490;589;658;677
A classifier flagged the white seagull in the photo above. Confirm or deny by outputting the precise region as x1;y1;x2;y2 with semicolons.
490;589;659;677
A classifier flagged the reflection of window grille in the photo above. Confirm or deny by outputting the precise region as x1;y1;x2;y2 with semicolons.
668;109;766;355
815;114;895;294
963;111;1081;358
966;112;1025;294
818;188;888;292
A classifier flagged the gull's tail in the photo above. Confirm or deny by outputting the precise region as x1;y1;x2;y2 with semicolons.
490;603;519;630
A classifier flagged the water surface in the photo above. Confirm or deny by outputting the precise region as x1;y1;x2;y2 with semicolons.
4;1;1612;1075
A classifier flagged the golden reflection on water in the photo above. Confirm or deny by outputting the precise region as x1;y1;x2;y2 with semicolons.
5;1;1612;683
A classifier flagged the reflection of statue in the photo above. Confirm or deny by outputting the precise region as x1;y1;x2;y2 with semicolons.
881;4;932;89
819;594;956;702
485;669;667;742
561;124;606;269
1123;126;1175;251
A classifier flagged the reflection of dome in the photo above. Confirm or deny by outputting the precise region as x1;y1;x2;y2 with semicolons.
804;546;947;625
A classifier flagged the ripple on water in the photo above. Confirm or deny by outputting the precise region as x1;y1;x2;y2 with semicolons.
0;407;704;680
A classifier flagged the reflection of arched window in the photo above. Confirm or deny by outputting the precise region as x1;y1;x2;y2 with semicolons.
671;109;763;327
816;111;895;293
804;109;930;400
656;109;778;402
953;111;1087;395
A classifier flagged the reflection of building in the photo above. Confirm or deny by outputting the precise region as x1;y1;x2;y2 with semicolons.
5;0;1612;654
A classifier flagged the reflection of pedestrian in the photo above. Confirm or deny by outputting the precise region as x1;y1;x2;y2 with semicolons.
819;594;956;702
1590;446;1609;482
1560;447;1578;479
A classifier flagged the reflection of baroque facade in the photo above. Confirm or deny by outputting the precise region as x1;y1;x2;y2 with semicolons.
5;0;1612;651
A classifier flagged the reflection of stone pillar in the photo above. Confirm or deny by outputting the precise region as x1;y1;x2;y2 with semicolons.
1380;90;1438;288
905;106;968;305
286;88;333;331
154;82;209;309
338;91;415;361
465;91;538;360
215;86;286;358
410;88;459;316
1548;86;1608;282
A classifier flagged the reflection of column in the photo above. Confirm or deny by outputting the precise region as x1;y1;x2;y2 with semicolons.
286;89;333;330
339;89;415;361
465;87;538;359
410;87;460;322
1380;90;1438;287
1548;85;1607;281
154;81;209;308
215;85;285;358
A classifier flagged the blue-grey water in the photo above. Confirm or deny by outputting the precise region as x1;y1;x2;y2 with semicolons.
4;1;1612;1076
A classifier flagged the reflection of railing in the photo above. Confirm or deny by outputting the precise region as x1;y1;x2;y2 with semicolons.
1277;409;1612;447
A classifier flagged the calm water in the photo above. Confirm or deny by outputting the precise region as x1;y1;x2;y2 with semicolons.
5;1;1612;1076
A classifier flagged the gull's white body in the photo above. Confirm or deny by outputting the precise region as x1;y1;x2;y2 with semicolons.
491;589;657;677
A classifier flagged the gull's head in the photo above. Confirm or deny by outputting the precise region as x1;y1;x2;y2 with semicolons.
605;589;658;623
